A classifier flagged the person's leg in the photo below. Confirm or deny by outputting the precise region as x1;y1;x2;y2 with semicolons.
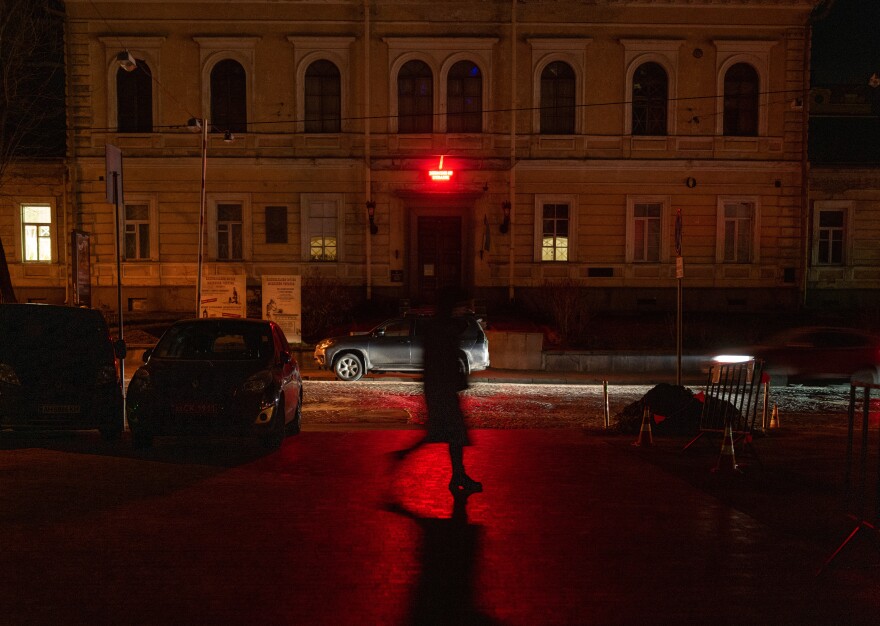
449;442;482;493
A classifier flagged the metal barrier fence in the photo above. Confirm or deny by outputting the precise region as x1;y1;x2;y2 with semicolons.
817;382;880;576
683;359;764;452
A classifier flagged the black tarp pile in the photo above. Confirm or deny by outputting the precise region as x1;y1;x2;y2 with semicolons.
614;383;704;436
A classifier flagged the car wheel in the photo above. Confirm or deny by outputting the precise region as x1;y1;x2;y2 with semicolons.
334;353;364;381
286;390;302;436
262;397;286;450
457;356;470;376
131;429;153;449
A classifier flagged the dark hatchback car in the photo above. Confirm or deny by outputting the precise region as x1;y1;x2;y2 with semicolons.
0;303;125;440
314;311;490;381
126;318;302;449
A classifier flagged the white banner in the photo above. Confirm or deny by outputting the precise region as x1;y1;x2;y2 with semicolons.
262;274;302;343
200;275;247;319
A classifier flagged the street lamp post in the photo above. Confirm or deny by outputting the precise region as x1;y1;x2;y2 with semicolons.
189;117;208;318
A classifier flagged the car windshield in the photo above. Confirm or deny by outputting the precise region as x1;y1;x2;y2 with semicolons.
153;322;273;361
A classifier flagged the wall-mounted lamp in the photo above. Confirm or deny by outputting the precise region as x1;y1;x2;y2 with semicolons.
223;130;235;143
116;51;137;72
685;177;697;189
500;201;511;234
366;201;378;235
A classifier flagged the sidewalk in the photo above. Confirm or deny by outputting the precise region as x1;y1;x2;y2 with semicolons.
2;427;877;624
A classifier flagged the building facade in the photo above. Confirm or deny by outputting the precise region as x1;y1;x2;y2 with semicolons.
5;0;825;320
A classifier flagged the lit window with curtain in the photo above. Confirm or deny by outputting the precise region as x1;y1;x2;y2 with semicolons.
447;61;482;133
21;204;53;262
216;203;243;260
304;60;341;133
124;203;151;260
309;201;338;262
723;63;759;136
722;201;753;263
116;59;152;132
633;202;662;262
210;59;247;134
540;61;575;135
398;60;433;133
632;62;668;136
542;203;569;261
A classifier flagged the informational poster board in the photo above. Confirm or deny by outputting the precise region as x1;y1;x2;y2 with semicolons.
71;230;91;308
200;275;246;319
262;274;302;344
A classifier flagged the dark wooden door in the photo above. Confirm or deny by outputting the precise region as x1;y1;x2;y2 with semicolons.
417;216;462;305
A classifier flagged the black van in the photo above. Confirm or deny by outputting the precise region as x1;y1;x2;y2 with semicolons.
0;304;124;440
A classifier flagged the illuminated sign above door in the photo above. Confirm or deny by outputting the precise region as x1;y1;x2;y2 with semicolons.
428;155;453;181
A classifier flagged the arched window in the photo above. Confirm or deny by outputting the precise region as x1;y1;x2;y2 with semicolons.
540;61;575;135
117;59;152;133
447;61;482;133
305;60;341;133
398;60;433;134
724;63;759;137
632;62;668;136
210;59;247;134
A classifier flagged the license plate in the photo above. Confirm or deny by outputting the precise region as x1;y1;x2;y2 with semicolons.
172;402;218;416
39;404;81;415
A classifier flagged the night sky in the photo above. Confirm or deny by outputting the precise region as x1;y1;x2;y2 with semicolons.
811;0;880;86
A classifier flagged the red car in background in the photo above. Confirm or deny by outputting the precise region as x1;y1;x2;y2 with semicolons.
746;326;880;385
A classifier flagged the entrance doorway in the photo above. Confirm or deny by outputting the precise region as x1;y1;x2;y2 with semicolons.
416;216;462;305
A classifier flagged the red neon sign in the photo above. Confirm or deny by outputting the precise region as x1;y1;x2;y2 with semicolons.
429;155;453;181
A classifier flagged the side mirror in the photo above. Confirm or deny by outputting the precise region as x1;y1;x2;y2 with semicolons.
142;347;153;362
374;328;386;337
114;339;127;359
280;351;292;365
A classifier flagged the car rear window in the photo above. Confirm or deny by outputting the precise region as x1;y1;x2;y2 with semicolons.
0;305;111;361
153;323;272;361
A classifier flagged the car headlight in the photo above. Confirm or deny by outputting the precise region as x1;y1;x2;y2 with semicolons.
0;363;20;386
96;363;118;385
242;376;269;393
128;368;151;392
316;339;334;351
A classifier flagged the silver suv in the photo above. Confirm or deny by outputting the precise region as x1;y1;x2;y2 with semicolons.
314;312;490;381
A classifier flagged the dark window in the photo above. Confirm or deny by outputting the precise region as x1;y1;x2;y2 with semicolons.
447;61;482;133
398;60;433;133
540;62;576;135
817;209;845;265
210;59;247;134
265;206;288;244
304;60;341;133
632;62;668;136
723;63;759;136
217;203;243;260
117;60;152;132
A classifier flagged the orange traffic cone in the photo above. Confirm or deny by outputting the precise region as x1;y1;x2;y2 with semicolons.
769;404;780;429
632;404;653;447
713;421;739;474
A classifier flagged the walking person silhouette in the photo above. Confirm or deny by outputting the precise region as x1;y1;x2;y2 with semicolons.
392;288;482;494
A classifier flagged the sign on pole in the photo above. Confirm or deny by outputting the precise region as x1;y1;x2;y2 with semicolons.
105;144;123;205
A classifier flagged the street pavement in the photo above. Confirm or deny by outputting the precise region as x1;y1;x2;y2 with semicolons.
1;417;879;624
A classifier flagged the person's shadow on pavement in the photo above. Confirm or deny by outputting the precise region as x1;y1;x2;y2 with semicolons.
384;492;501;625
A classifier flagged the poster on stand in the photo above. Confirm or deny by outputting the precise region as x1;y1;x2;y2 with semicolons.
200;275;246;319
262;275;302;343
71;230;91;308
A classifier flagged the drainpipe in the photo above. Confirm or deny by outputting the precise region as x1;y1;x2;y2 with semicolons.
800;21;811;309
363;0;373;301
508;0;517;302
